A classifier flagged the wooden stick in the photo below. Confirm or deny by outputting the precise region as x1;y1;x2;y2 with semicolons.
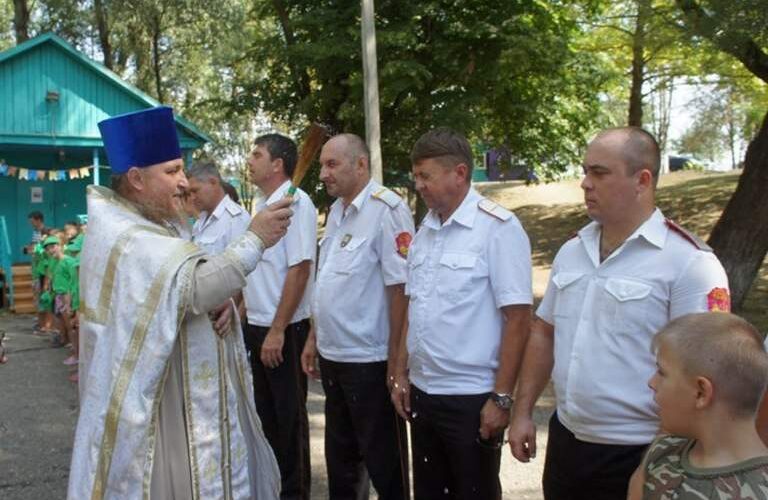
287;123;328;196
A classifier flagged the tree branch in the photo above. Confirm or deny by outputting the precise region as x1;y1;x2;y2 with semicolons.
676;0;768;84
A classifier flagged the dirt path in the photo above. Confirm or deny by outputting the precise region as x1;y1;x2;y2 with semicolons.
0;314;553;499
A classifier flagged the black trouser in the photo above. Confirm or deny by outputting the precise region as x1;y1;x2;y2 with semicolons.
542;412;648;500
409;385;501;500
244;319;311;500
319;356;409;500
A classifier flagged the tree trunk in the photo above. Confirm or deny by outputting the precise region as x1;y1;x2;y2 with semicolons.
151;26;164;103
628;0;650;127
12;0;31;44
94;0;113;70
708;110;768;310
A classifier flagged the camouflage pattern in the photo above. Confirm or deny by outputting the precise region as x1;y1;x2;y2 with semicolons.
644;435;768;499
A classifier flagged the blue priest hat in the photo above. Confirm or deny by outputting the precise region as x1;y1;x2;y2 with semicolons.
98;106;182;174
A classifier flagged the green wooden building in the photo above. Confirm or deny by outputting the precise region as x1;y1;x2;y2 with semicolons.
0;33;210;265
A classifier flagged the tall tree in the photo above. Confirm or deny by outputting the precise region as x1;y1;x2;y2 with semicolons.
233;0;605;211
628;0;651;126
675;0;768;309
12;0;30;43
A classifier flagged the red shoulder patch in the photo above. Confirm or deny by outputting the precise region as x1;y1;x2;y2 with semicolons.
707;287;731;312
396;232;412;259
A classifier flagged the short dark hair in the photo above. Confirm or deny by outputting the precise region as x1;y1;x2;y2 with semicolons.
254;133;298;179
596;127;661;187
222;182;240;204
410;127;474;181
28;211;44;222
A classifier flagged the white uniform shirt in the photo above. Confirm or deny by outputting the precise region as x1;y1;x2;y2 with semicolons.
407;188;533;395
313;180;414;363
537;208;730;445
192;194;250;255
244;180;317;327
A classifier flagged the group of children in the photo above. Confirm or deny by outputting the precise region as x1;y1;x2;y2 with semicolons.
29;219;84;383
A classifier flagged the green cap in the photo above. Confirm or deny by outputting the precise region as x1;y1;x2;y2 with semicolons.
43;236;60;247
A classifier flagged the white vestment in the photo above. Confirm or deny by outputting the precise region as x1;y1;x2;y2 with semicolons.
68;186;280;499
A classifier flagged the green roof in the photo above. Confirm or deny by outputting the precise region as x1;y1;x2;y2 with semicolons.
0;33;211;149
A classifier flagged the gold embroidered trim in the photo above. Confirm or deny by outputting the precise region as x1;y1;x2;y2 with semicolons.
217;336;233;500
82;224;171;325
90;243;197;500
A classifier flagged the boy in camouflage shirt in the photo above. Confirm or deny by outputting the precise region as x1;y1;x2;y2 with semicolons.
628;312;768;499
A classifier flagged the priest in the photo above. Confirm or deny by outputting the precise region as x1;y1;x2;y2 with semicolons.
68;106;286;499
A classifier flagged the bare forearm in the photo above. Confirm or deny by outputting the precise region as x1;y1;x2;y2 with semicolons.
393;314;409;374
513;318;555;417
386;284;407;364
271;260;311;330
494;305;531;394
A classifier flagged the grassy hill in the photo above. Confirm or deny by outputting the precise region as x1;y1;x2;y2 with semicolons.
476;170;767;332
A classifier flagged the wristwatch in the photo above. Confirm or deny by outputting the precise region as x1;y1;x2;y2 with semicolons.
490;392;513;410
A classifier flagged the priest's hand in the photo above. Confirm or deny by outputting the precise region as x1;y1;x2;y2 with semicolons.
261;327;285;368
209;301;233;337
249;198;293;248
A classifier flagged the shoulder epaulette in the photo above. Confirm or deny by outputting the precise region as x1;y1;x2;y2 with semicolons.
665;219;712;252
478;199;512;221
371;187;400;209
225;202;245;216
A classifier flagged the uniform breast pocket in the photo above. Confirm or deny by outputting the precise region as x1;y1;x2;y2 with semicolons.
331;236;369;274
195;232;223;253
601;278;653;333
552;272;585;318
437;252;483;304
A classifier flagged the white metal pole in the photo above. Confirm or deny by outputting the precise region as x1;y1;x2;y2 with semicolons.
361;0;383;183
93;147;100;186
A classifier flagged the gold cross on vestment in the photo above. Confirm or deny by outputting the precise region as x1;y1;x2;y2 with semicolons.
194;361;216;391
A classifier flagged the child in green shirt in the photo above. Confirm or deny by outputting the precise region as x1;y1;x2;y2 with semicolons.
44;236;79;373
628;312;768;499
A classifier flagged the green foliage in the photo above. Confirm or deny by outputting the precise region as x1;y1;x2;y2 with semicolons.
233;0;605;198
0;1;14;51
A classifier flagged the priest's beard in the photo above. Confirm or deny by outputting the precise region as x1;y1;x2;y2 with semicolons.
135;196;190;233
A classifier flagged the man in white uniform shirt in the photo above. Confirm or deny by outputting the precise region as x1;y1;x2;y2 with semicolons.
302;133;413;500
188;161;250;255
508;127;730;500
243;133;317;500
391;127;533;499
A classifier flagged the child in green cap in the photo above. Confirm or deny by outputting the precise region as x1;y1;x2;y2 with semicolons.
44;235;79;375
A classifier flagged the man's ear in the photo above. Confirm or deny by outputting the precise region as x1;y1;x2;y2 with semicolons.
357;154;369;173
272;157;284;176
454;163;469;184
126;167;145;192
695;376;715;410
636;168;654;193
